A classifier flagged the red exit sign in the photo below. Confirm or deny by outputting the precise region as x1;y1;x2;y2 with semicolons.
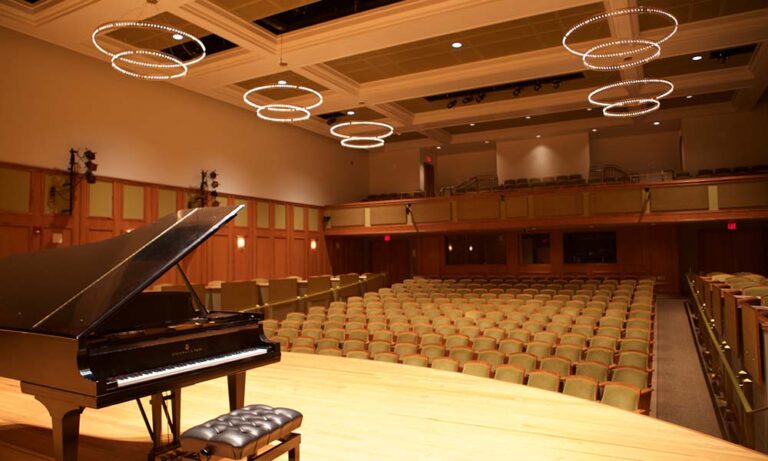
727;222;737;230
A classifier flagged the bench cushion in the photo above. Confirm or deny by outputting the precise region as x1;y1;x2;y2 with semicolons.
180;404;303;459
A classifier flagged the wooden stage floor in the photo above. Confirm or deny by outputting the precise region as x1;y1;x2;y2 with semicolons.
0;352;764;460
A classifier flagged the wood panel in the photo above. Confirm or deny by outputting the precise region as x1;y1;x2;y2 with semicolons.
329;208;366;227
370;205;407;226
718;181;768;209
273;237;288;278
456;197;499;221
503;195;528;218
533;193;583;217
274;204;286;230
0;354;764;461
0;226;30;259
590;189;644;214
651;185;709;212
256;237;274;279
87;181;113;218
207;234;230;282
741;301;764;384
411;202;451;223
121;184;144;220
291;237;307;277
157;188;177;218
0;167;30;213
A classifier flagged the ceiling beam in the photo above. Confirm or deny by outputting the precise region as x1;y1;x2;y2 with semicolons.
732;43;768;111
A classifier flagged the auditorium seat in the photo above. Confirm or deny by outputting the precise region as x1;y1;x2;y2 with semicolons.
540;356;572;378
494;365;525;384
575;361;609;383
527;370;560;392
507;353;537;374
617;351;651;370
601;382;642;412
463;360;492;378
374;352;399;363
499;338;525;355
555;344;583;363
432;357;460;372
402;354;428;367
478;350;505;371
318;348;343;357
563;376;599;401
449;347;474;368
585;347;614;366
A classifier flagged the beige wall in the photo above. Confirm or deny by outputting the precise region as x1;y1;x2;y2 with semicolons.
435;150;497;190
368;148;422;195
682;105;768;173
0;26;368;206
497;133;590;181
590;130;681;173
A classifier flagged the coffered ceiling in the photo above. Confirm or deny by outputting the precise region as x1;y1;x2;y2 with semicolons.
1;0;766;152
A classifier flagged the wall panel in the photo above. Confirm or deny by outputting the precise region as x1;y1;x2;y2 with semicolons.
533;193;583;217
651;185;709;212
456;198;499;221
718;182;768;209
0;168;30;213
370;205;407;225
411;202;451;223
0;226;30;258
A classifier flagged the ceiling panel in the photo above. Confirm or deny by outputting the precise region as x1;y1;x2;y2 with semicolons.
326;2;609;83
644;44;756;77
387;132;427;143
209;0;319;23
639;0;768;29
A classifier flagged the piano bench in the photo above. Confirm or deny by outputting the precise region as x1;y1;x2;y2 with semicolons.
180;404;302;461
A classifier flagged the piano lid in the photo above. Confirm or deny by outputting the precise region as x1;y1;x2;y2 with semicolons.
0;205;243;338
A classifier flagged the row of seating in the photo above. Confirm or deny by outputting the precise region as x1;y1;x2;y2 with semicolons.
266;276;655;413
675;164;768;179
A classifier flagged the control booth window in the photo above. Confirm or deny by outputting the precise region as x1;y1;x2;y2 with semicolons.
563;231;617;264
445;234;506;265
520;233;550;264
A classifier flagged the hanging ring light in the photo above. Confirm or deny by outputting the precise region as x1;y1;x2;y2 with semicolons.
582;39;661;71
243;84;323;123
330;121;394;149
588;79;674;117
92;20;205;79
111;50;188;80
562;6;677;61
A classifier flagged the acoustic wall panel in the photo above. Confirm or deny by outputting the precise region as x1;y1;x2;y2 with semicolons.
122;184;144;220
157;189;176;217
257;202;270;228
718;181;768;209
44;174;69;215
234;198;249;227
274;204;286;229
370;205;407;225
293;206;305;230
590;189;644;214
88;181;113;218
533;193;583;217
411;202;451;223
329;208;366;227
0;168;30;213
504;196;528;218
308;208;319;231
651;185;708;211
456;198;499;221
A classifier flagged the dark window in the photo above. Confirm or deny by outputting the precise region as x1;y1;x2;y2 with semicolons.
520;233;550;264
563;232;617;264
445;234;506;265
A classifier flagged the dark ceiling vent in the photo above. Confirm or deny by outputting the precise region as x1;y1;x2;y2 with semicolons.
423;72;585;102
161;34;237;61
255;0;403;35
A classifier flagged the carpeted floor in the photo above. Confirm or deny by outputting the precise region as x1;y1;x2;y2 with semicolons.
654;296;722;437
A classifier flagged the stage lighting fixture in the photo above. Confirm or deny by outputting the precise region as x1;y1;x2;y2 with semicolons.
85;171;96;184
446;99;457;109
533;81;542;91
512;86;522;96
552;80;561;89
475;93;486;103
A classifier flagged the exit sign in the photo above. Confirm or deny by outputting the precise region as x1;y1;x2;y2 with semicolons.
727;222;737;230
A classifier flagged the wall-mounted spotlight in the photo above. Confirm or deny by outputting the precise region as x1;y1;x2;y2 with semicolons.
475;93;486;103
512;86;522;96
310;239;318;251
533;81;542;92
236;235;246;249
446;99;457;109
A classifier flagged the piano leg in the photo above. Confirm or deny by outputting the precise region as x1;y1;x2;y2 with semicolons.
34;396;84;461
228;372;245;410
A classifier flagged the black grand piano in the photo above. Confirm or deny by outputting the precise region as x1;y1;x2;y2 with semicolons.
0;205;280;460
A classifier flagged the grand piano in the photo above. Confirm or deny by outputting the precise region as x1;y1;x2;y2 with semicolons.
0;205;280;460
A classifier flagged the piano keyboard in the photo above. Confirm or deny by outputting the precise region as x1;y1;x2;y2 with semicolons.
115;347;269;388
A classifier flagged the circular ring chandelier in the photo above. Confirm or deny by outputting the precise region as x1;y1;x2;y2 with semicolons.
562;6;678;62
588;79;674;117
330;121;394;149
243;84;323;123
92;21;206;79
582;39;661;71
112;50;188;80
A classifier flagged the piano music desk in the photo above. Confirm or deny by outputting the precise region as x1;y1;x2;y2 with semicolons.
0;353;765;460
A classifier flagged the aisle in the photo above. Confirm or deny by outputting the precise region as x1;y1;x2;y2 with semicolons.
654;296;722;437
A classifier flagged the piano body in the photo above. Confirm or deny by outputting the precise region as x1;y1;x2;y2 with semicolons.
0;205;280;460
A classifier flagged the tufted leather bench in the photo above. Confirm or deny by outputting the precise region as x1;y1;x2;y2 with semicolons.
180;404;302;460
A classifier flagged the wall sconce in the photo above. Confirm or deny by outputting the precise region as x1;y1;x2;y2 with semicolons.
52;232;63;245
468;245;474;252
236;235;246;249
447;244;453;252
310;239;317;251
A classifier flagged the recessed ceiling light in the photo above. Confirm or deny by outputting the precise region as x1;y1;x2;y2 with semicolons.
653;121;661;126
469;123;475;127
591;128;598;132
692;55;703;61
172;33;184;41
451;42;463;49
436;146;442;150
536;134;542;138
347;110;355;115
525;115;531;120
686;95;693;99
277;79;287;85
483;140;490;144
586;107;592;111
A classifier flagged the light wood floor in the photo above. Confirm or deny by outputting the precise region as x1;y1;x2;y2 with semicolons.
0;352;765;461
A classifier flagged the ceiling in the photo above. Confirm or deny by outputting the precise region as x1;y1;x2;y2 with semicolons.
1;0;767;152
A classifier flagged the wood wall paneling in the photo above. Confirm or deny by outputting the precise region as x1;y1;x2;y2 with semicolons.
273;237;288;278
718;181;768;209
0;167;30;213
234;198;249;227
456;197;500;221
157;188;177;218
533;193;583;217
291;237;307;277
0;226;31;258
329;208;366;227
293;206;304;231
370;205;407;226
590;189;644;214
121;184;144;220
411;202;451;223
207;234;231;282
503;196;528;218
308;208;319;231
256;236;274;279
256;201;270;229
274;204;286;230
651;185;709;212
88;181;113;218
